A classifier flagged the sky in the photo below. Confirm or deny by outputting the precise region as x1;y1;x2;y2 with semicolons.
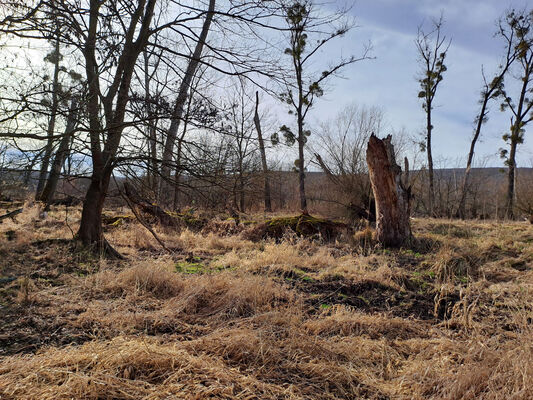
307;0;533;168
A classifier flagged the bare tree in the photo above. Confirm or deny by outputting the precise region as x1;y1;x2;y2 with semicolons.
160;0;216;194
312;103;385;221
498;9;533;218
456;27;516;218
35;29;62;200
279;0;366;214
415;15;450;216
76;0;157;254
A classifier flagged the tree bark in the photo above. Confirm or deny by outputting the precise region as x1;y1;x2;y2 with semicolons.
506;138;518;219
254;91;272;212
143;50;159;195
426;107;434;216
366;134;411;247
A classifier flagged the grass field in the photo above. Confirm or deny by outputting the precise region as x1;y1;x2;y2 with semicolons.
0;204;532;399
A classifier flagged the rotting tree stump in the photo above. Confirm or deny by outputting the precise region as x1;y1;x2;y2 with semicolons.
366;134;412;247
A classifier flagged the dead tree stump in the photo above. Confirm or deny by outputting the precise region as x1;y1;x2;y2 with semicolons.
366;134;412;247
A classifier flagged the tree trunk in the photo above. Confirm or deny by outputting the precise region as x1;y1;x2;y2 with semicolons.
77;174;107;245
366;134;411;247
506;138;518;219
456;96;490;219
254;91;272;212
239;168;245;212
36;35;61;199
172;82;194;211
77;0;156;257
426;109;434;217
143;50;159;195
39;98;78;206
160;0;215;191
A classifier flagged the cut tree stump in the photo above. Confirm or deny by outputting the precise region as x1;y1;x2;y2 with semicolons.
366;134;412;247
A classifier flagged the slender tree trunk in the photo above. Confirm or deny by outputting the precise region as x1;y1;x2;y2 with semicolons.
36;35;61;199
366;134;411;247
143;50;159;194
297;133;307;213
238;163;245;212
426;108;434;217
172;154;181;211
172;82;194;211
296;71;307;213
254;91;272;212
506;138;518;219
24;151;41;186
456;96;490;219
39;98;78;206
161;0;215;191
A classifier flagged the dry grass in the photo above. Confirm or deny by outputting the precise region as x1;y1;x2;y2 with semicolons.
0;209;532;399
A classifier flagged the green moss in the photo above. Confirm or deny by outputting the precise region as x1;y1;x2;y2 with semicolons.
175;261;205;274
262;214;346;241
102;214;134;226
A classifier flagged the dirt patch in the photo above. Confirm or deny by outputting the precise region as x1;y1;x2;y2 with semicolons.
293;277;457;321
0;303;91;356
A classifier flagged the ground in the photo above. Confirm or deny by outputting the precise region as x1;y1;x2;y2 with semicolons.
0;204;531;399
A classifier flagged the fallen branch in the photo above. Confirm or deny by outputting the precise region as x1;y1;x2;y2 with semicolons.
0;208;23;222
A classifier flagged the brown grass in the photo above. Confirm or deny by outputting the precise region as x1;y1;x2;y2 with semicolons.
0;210;532;399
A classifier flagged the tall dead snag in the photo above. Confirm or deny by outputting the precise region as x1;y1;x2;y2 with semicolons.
366;134;411;247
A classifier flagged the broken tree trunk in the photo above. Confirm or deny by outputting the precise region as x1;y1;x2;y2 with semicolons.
366;134;412;247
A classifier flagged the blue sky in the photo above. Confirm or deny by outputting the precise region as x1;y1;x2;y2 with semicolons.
308;0;533;168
